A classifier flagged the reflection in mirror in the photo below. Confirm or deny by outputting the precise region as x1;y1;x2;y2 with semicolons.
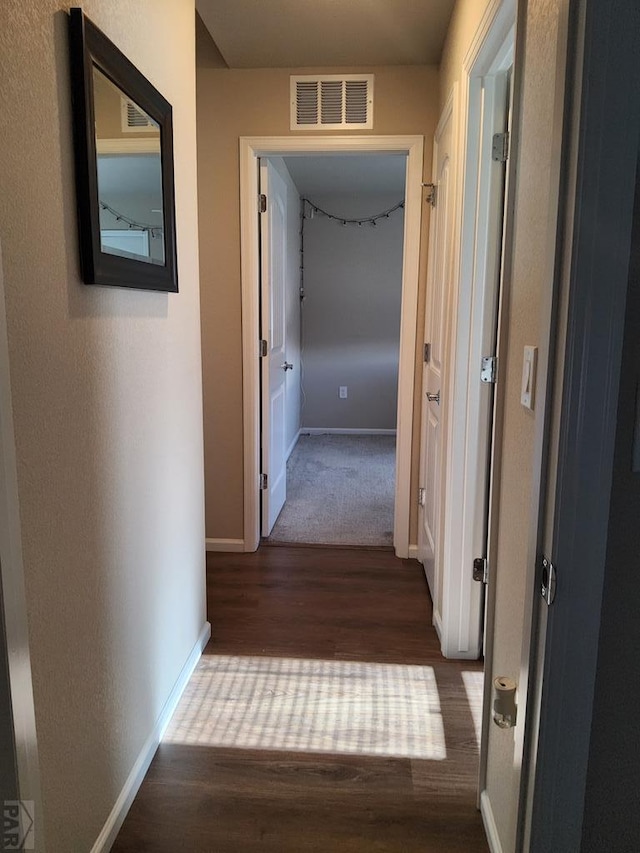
92;66;165;265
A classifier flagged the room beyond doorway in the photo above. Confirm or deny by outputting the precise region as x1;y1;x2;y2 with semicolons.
264;153;405;548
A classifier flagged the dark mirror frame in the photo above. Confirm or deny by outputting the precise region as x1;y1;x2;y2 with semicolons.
68;8;178;292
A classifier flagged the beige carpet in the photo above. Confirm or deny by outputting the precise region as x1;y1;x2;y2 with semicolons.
268;433;395;546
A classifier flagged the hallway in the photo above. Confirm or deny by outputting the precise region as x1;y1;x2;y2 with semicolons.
113;547;487;852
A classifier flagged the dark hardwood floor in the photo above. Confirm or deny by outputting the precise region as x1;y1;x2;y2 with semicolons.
112;546;488;852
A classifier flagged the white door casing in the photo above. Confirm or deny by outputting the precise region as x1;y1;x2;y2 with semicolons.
418;93;456;634
436;2;515;665
260;161;288;535
240;136;424;555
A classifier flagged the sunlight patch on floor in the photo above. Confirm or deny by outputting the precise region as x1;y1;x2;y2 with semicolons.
163;655;447;760
462;670;484;749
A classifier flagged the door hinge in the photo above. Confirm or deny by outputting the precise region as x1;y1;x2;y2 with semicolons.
259;339;268;357
260;473;268;490
481;356;498;384
259;193;267;213
418;487;426;507
423;342;431;364
473;557;489;584
423;183;437;207
539;555;557;606
492;132;510;163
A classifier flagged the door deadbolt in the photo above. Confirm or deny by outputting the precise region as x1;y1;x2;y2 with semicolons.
426;390;440;404
281;362;294;371
540;557;556;606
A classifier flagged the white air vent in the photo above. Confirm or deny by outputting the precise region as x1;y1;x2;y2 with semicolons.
120;97;157;133
290;75;374;130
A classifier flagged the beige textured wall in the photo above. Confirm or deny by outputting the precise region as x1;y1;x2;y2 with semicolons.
484;1;565;847
0;2;205;850
197;57;439;540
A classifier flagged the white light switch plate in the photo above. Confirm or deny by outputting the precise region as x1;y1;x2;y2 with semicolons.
521;346;537;410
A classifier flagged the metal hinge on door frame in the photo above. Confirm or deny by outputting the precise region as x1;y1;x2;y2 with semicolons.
422;183;437;207
492;132;510;163
418;487;426;507
259;193;267;213
423;343;431;363
259;339;268;357
481;356;498;384
260;473;268;490
539;555;557;606
473;556;489;584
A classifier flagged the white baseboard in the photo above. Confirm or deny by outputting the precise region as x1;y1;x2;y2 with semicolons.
433;608;443;642
408;544;419;559
480;790;504;853
286;428;301;461
205;538;245;552
90;621;211;853
301;427;397;435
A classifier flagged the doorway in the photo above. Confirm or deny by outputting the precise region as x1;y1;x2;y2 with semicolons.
260;154;406;547
240;136;424;557
415;15;514;667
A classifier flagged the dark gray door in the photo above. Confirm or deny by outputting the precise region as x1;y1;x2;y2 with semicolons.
529;0;640;849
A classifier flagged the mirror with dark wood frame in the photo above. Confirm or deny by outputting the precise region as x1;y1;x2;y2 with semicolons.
68;7;178;292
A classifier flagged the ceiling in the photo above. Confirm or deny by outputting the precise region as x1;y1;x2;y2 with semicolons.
196;0;456;68
283;155;406;197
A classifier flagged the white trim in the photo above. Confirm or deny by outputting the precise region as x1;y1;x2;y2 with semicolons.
480;790;504;853
90;621;211;853
408;544;419;560
285;428;301;461
301;428;397;436
241;136;424;559
432;608;443;642
0;239;45;848
446;0;516;818
96;138;160;155
440;0;515;661
465;0;509;73
205;538;245;553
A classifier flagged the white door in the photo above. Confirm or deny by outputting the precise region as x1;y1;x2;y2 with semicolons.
418;103;455;605
260;160;288;535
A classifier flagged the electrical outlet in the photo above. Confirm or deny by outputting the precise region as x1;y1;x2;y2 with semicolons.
339;386;348;399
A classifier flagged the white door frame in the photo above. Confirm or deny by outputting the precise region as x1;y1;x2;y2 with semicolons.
240;136;424;556
438;0;515;661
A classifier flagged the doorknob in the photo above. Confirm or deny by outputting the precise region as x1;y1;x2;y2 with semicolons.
426;390;440;404
281;362;294;371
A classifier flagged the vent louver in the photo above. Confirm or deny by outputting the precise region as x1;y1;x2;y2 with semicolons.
121;97;157;132
296;82;318;125
291;75;374;130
